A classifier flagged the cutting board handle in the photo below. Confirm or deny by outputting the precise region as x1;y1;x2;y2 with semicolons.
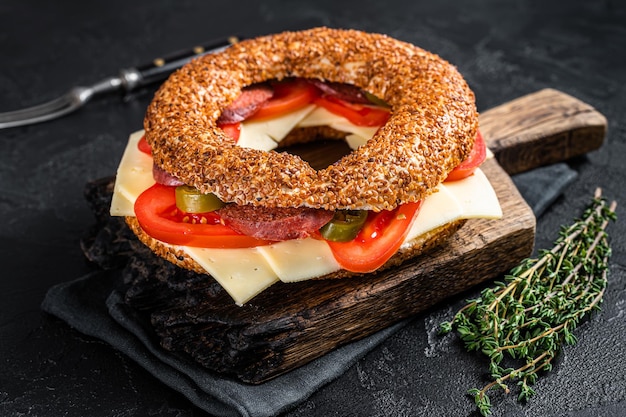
479;88;607;175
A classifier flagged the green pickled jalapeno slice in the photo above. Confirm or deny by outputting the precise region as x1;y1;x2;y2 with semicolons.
175;185;225;213
363;91;390;108
320;210;368;242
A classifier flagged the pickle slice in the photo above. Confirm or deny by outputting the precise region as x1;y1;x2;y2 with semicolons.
320;210;368;242
175;185;225;213
363;91;390;108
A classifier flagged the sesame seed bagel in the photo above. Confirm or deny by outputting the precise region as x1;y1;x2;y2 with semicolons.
144;27;478;211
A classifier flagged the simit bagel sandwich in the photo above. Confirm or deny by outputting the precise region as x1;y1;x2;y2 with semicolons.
110;27;502;305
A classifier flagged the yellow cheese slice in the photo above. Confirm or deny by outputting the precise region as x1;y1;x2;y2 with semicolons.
183;246;279;306
297;106;342;127
442;169;502;219
236;126;277;151
345;134;369;150
297;106;377;149
328;121;378;144
257;239;340;283
238;104;316;147
404;185;463;243
403;170;502;246
110;131;155;216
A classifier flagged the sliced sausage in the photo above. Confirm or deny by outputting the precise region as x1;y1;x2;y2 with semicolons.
218;204;334;241
153;164;185;186
306;79;371;104
217;84;274;124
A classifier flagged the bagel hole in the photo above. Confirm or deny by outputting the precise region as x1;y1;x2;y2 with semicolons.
274;125;354;170
277;136;352;171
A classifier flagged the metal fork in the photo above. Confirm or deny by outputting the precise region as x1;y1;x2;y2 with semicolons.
0;37;238;129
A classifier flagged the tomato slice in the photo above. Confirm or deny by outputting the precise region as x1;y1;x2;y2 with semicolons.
445;130;487;182
326;201;422;273
218;122;241;142
314;95;390;127
134;184;268;248
247;78;319;121
137;135;152;155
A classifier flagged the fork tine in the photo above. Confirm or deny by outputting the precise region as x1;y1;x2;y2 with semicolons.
0;105;77;129
0;94;74;121
0;87;91;128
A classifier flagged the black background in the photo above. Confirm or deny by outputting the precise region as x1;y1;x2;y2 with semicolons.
1;1;625;416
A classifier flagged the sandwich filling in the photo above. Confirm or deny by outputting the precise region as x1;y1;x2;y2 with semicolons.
111;79;502;305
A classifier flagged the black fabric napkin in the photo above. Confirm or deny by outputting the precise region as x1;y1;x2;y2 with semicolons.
41;163;576;417
511;163;578;218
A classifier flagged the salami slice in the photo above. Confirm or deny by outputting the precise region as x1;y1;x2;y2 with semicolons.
217;84;274;124
306;79;371;104
152;164;185;186
218;204;334;241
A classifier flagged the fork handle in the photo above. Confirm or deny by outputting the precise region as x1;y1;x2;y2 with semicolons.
119;36;240;91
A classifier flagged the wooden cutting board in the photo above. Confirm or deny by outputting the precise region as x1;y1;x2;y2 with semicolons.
125;89;606;383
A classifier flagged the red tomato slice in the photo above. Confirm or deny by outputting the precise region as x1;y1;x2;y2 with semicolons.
326;201;422;273
445;130;487;182
218;122;241;142
314;96;390;127
247;78;319;121
137;135;152;155
134;184;268;248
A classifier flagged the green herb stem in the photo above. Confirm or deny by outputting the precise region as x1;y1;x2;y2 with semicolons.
439;188;617;416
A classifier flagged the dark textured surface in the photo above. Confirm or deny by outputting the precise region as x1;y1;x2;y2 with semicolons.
0;1;625;416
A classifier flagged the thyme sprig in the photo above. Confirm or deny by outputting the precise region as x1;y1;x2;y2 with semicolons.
439;188;617;416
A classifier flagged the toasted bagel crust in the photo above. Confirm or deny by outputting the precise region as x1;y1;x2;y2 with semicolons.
144;27;478;211
125;217;206;274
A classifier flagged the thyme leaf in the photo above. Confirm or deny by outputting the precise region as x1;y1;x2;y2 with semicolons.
439;188;617;416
